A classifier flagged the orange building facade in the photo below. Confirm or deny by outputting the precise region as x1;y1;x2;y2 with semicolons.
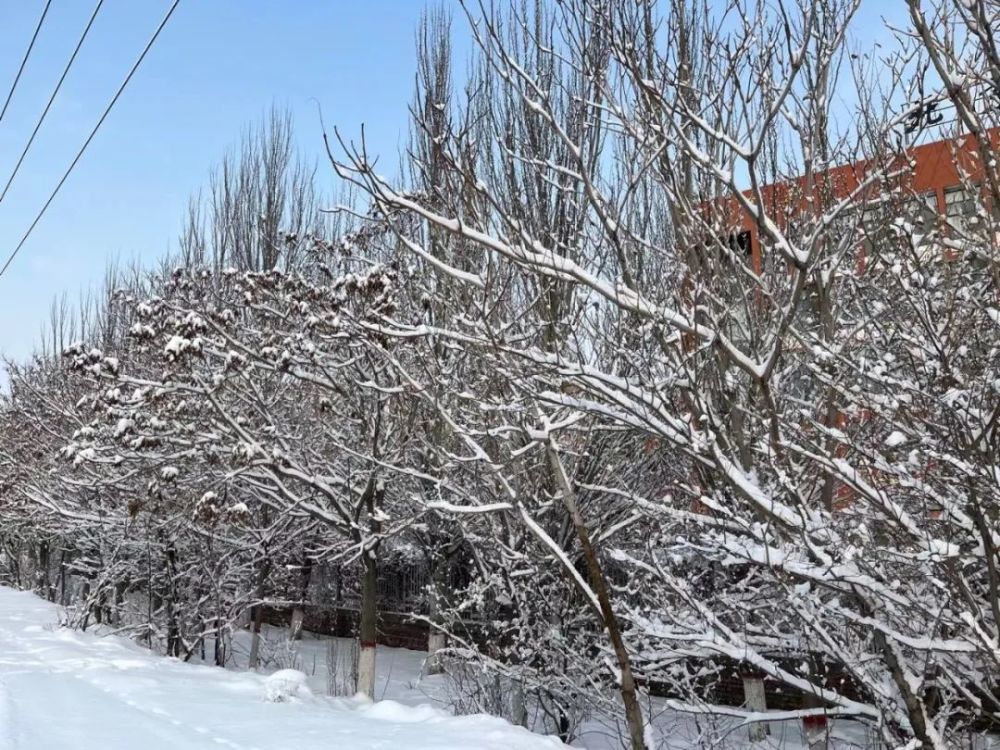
711;128;1000;272
699;130;999;512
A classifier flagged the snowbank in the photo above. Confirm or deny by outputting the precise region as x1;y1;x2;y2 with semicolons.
0;586;564;750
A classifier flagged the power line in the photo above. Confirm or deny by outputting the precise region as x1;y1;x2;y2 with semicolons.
0;0;105;207
0;0;54;125
0;0;182;281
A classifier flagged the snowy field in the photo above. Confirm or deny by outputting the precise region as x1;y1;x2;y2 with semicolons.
0;586;899;750
212;622;871;750
0;586;563;750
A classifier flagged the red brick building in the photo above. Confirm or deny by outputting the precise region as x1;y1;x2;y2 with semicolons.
709;128;1000;272
691;130;1000;512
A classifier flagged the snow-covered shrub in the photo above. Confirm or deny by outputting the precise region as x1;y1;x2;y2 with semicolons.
264;668;311;702
271;639;304;673
441;655;588;746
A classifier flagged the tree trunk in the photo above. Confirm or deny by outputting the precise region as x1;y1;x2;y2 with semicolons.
36;541;51;601
247;556;271;671
247;606;263;669
545;440;647;750
80;579;91;631
58;549;69;606
165;548;180;657
289;551;312;642
214;616;226;666
357;477;383;700
113;580;126;626
357;549;378;699
425;576;446;675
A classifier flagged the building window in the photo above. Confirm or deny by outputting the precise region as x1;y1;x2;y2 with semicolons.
861;192;938;260
860;201;895;258
944;185;981;235
911;192;939;234
728;230;752;258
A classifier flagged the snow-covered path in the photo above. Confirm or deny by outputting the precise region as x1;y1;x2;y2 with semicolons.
0;587;562;750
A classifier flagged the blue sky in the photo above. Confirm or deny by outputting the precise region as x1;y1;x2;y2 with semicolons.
0;0;437;364
0;1;906;366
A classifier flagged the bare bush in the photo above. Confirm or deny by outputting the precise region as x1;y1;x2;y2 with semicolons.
327;638;360;698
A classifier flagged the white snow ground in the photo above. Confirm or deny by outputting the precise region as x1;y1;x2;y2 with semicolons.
1;586;926;749
0;586;564;750
213;625;875;750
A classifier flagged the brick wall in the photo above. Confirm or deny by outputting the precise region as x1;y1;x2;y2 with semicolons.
263;605;429;651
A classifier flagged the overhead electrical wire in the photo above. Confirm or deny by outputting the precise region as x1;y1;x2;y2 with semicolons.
0;0;54;125
0;0;106;207
0;0;182;281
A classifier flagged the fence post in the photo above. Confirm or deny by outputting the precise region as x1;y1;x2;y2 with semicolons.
802;713;829;750
511;675;527;727
742;667;769;742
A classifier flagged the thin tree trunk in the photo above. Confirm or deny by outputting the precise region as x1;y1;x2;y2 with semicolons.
817;278;840;512
357;478;383;700
114;580;126;626
248;556;271;671
545;439;646;750
80;579;91;631
59;549;68;606
289;551;312;642
357;549;378;698
165;548;180;657
425;572;446;675
214;616;225;666
37;541;51;601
